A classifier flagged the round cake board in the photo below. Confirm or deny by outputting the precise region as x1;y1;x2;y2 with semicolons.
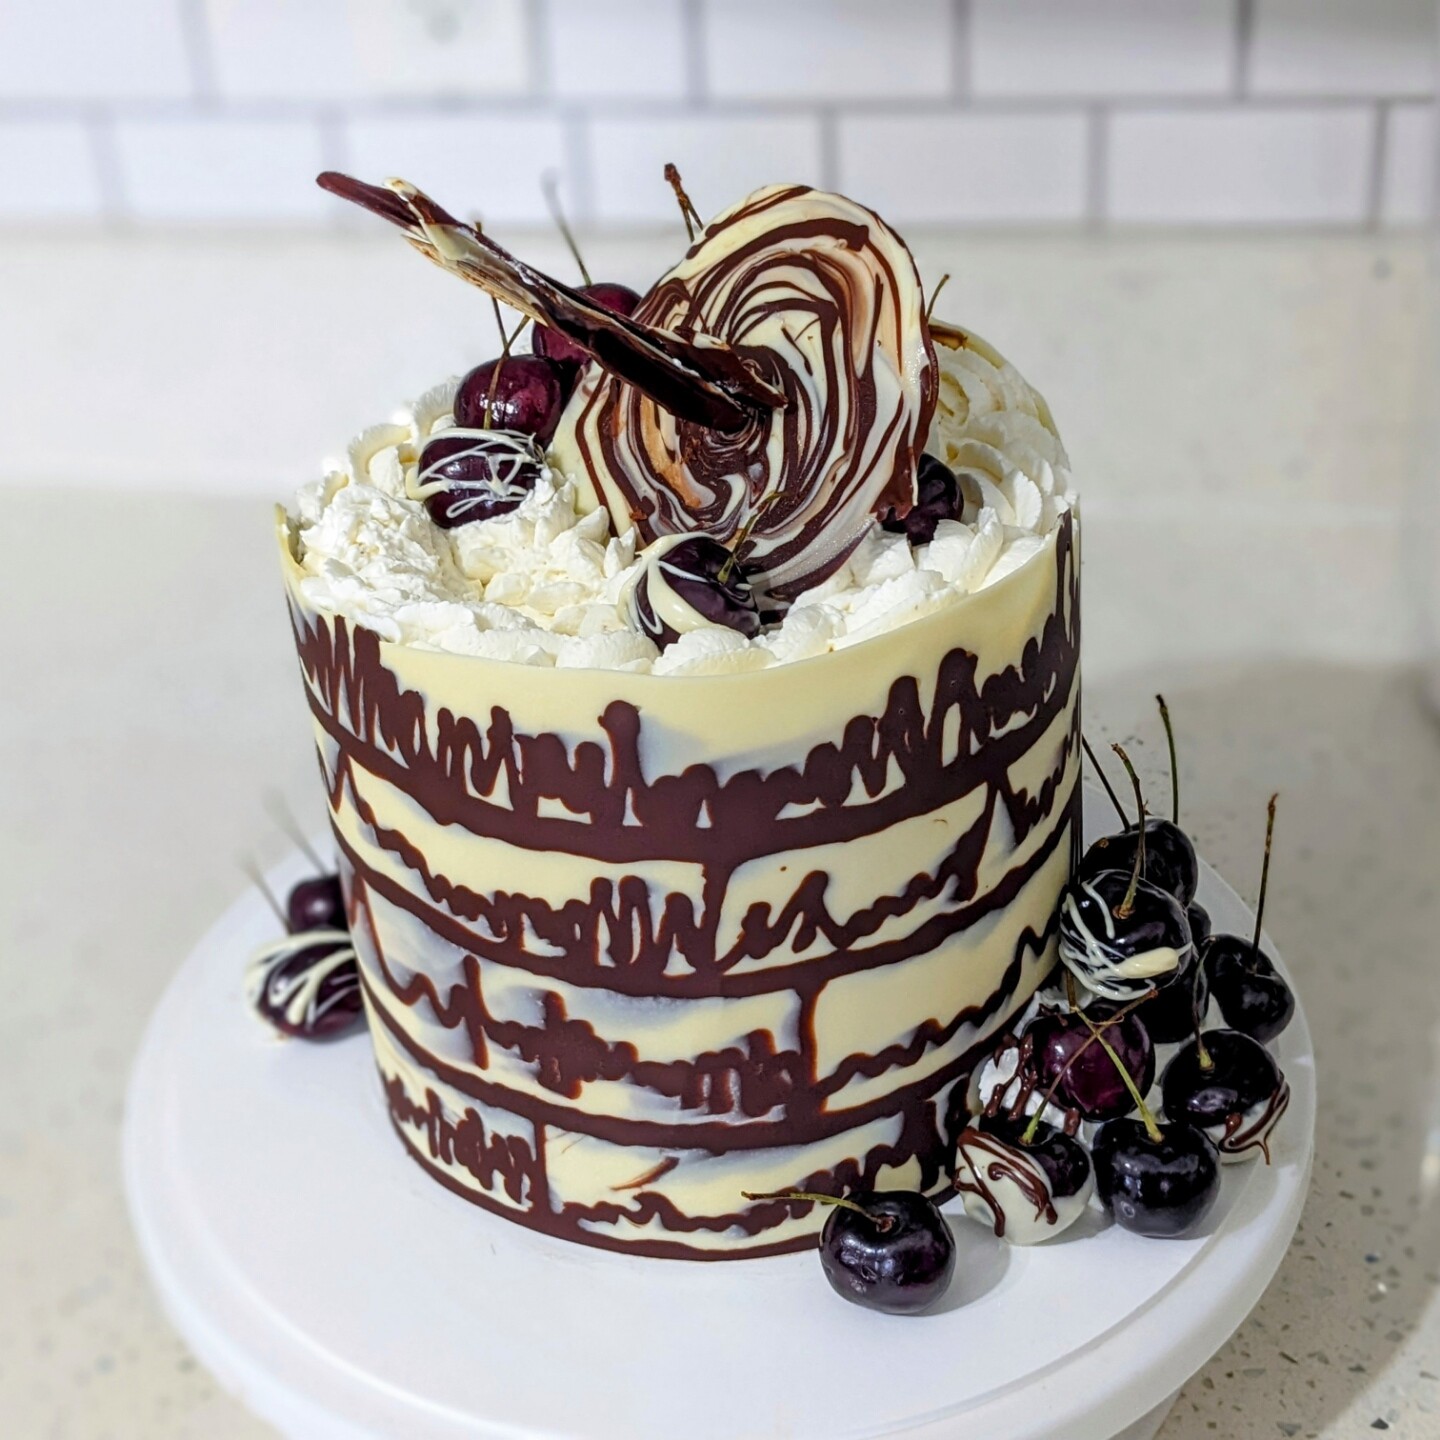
124;795;1314;1440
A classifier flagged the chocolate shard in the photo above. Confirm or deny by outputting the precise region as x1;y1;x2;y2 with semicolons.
316;171;784;432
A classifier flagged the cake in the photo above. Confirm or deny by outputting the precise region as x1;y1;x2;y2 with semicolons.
278;172;1080;1259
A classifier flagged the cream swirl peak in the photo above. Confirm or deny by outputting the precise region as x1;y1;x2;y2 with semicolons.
552;184;937;604
317;172;935;606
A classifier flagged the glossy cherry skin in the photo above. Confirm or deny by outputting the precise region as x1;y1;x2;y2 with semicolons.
419;431;542;529
1202;934;1295;1044
1078;818;1199;908
1092;1118;1220;1237
251;939;363;1041
1030;1001;1155;1121
981;1113;1091;1199
1161;1028;1287;1156
531;281;642;368
452;355;569;443
819;1191;955;1315
630;535;762;647
1134;938;1209;1045
1187;901;1212;946
286;873;346;934
1059;870;1193;1002
881;454;963;544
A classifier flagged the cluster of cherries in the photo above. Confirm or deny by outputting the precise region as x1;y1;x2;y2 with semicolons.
416;257;639;529
752;698;1295;1316
246;819;365;1041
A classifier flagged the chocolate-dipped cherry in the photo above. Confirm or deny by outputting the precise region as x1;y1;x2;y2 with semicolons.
1078;701;1200;906
413;429;543;529
744;1188;954;1315
627;534;762;648
954;1114;1093;1244
452;354;568;444
1204;795;1295;1044
1061;745;1194;1001
1134;938;1209;1046
1080;1012;1221;1237
1161;1027;1290;1164
247;929;363;1040
1030;999;1155;1121
881;454;962;544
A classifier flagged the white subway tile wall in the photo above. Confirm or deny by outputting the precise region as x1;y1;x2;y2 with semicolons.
1;0;1436;227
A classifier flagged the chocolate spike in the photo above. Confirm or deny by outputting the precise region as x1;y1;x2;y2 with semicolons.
316;171;784;432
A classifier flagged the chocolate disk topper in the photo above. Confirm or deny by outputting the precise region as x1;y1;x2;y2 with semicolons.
552;184;938;604
316;172;937;607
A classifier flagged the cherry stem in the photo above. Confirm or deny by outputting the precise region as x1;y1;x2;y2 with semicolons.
1110;743;1147;918
664;162;702;241
541;171;591;286
718;491;783;583
263;791;325;874
1251;792;1279;958
482;300;530;431
925;273;951;325
1078;1009;1163;1143
1082;734;1129;827
742;1189;892;1231
240;857;287;928
1020;988;1156;1146
1156;693;1180;824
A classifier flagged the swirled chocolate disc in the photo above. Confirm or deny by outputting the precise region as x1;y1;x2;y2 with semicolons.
550;185;938;606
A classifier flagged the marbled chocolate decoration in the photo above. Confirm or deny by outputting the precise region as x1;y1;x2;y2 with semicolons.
553;184;938;606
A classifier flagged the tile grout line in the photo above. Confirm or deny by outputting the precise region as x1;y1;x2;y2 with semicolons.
681;0;707;106
525;0;553;99
177;0;218;106
1368;101;1390;232
562;107;595;229
1234;0;1256;98
85;105;127;224
951;0;972;105
817;107;839;191
1086;104;1109;231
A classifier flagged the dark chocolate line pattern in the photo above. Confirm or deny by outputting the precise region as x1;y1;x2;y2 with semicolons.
352;867;1060;1152
291;516;1077;874
332;745;1076;991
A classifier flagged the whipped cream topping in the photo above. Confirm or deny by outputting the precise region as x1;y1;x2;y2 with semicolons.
290;331;1074;674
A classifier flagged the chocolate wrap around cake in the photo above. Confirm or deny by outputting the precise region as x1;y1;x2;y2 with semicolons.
278;509;1080;1258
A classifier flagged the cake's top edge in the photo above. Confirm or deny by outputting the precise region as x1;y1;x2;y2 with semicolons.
289;177;1076;676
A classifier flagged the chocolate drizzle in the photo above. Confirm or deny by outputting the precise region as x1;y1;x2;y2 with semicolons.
954;1129;1058;1239
286;516;1080;1257
557;184;938;605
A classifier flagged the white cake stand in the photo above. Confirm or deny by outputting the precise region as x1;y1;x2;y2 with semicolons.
124;800;1314;1440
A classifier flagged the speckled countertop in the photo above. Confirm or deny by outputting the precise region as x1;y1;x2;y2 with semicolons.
1;231;1438;1438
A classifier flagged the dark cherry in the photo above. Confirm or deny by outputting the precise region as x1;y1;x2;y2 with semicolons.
452;354;569;443
1187;901;1212;946
1161;1028;1289;1160
1077;818;1199;908
286;873;346;934
1134;938;1209;1045
1203;934;1295;1044
982;1113;1091;1199
1059;869;1194;1002
250;938;363;1041
1029;1000;1154;1121
630;535;762;648
816;1191;955;1315
1092;1117;1221;1237
531;281;642;368
418;430;543;529
880;454;963;544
